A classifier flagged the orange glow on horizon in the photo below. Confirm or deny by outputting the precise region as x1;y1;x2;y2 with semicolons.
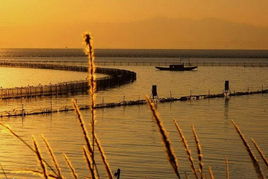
0;0;268;49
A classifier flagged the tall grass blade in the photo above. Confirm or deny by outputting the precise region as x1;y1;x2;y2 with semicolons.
146;97;181;179
63;154;78;179
72;99;100;177
0;163;8;179
184;171;189;179
251;138;268;168
0;122;56;175
83;146;97;179
32;136;48;179
192;125;204;179
41;135;63;178
208;166;215;179
174;120;198;179
231;120;264;179
94;134;113;179
225;157;230;179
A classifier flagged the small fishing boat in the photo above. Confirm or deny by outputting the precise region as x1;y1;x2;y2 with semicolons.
155;64;197;71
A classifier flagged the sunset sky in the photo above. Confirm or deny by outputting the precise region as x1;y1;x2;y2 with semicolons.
0;0;268;49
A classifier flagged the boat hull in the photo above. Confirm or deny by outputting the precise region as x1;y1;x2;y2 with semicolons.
155;66;197;71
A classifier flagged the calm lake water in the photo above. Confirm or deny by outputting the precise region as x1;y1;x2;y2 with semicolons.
0;49;268;178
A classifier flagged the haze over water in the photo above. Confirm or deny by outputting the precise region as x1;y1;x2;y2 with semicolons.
0;49;267;178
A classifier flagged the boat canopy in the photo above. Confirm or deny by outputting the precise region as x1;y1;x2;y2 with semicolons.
169;64;184;68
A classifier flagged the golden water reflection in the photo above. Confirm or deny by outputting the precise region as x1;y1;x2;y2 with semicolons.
0;67;106;88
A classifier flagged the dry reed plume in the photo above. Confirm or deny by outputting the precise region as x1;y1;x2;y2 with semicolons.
70;33;113;179
251;138;268;168
41;135;63;179
32;136;49;179
174;120;199;179
145;96;181;179
83;32;97;174
231;120;264;179
192;125;204;179
63;154;78;179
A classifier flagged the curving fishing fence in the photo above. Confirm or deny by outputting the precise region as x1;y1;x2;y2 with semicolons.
0;62;136;99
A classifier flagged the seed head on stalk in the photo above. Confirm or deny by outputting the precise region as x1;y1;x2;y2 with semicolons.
83;32;97;176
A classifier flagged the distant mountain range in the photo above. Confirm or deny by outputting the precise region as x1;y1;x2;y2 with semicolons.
88;17;268;49
1;17;268;49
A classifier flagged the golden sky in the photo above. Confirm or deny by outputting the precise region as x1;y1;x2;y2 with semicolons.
0;0;268;49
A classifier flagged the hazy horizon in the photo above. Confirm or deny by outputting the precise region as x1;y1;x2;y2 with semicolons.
1;1;268;49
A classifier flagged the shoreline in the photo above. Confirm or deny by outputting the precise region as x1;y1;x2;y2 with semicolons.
1;48;268;58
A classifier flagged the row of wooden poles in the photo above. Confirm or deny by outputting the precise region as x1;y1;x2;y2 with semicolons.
0;62;136;99
1;86;267;118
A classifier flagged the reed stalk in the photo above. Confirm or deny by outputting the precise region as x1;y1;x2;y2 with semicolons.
145;96;181;179
251;138;268;168
0;163;8;179
0;122;57;175
72;100;94;164
225;157;230;179
184;171;189;179
32;136;48;179
231;120;264;179
174;120;198;179
94;134;114;179
41;135;63;178
83;146;97;179
192;125;204;179
83;33;97;168
208;167;215;179
63;154;78;179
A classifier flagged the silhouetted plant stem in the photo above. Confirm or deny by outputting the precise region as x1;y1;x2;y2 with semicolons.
192;125;204;179
94;134;114;179
0;163;8;179
83;32;97;173
251;138;268;168
83;146;97;179
232;120;264;179
32;136;48;179
146;97;181;179
225;157;230;179
208;166;215;179
174;120;198;179
0;123;57;175
41;135;63;179
63;154;78;179
72;100;99;177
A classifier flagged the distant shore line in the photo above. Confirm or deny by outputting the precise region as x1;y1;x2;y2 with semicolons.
1;48;268;58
